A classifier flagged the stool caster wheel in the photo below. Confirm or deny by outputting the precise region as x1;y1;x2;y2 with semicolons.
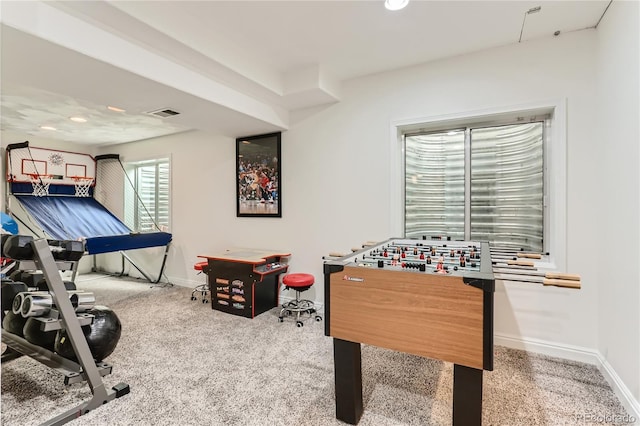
278;317;284;322
203;299;208;304
315;316;322;322
191;296;197;301
296;321;303;327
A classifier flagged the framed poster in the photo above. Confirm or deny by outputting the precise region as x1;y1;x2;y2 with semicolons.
236;132;281;217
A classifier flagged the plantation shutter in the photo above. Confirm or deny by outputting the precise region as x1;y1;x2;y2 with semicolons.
135;160;170;232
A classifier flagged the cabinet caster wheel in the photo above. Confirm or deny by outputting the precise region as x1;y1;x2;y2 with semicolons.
315;316;322;322
278;317;284;322
296;321;303;327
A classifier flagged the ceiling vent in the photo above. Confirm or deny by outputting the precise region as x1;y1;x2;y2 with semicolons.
146;108;180;118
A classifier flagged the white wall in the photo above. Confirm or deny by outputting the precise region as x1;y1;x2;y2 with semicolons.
595;0;640;411
288;29;602;351
95;28;608;359
93;130;236;285
96;31;603;349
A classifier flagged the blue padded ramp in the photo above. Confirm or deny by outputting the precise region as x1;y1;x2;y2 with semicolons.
15;196;172;255
84;233;172;255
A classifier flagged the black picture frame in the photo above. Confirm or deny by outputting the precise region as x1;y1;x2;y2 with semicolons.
236;132;282;217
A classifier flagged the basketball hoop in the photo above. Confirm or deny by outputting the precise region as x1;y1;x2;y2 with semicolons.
28;174;53;197
72;176;94;197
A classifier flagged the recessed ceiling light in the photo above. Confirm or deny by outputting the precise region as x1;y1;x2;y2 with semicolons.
70;116;87;123
107;105;126;112
385;0;409;11
40;126;57;131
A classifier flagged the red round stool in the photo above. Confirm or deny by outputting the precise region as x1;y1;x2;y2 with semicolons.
191;261;210;303
279;273;322;327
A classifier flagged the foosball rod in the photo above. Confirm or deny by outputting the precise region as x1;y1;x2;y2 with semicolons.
491;259;536;268
491;253;543;261
489;249;543;258
489;245;549;256
494;273;581;289
493;267;580;281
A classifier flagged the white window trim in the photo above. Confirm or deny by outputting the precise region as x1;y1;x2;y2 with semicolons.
389;99;567;271
123;154;173;233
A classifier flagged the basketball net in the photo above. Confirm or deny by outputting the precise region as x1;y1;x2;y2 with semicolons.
72;177;94;197
29;174;52;197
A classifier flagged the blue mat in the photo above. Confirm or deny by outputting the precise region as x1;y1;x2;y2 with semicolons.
15;196;172;255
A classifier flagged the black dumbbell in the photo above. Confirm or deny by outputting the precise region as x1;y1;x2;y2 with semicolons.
48;239;84;261
2;235;34;260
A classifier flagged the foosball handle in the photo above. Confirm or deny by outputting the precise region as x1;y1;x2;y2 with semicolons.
543;278;581;289
506;260;535;267
328;252;347;258
545;272;581;281
517;253;542;259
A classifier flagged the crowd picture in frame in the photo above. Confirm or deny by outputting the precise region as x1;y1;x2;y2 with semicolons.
236;132;282;217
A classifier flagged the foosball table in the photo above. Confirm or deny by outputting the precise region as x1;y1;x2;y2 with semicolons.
324;237;495;426
323;236;581;425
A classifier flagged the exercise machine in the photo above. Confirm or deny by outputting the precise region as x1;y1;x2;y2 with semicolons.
1;235;130;426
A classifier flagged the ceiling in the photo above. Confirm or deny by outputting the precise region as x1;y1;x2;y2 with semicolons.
0;0;610;147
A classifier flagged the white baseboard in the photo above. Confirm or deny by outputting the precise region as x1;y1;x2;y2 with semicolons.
495;333;600;364
496;333;639;424
168;279;326;313
596;353;640;425
167;276;201;288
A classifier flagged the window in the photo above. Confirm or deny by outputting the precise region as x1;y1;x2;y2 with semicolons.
404;120;545;252
124;158;170;232
392;101;566;268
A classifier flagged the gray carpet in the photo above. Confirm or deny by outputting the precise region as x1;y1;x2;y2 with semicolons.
1;274;634;425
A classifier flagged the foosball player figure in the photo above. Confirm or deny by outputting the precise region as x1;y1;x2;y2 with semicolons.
436;256;445;271
419;251;425;260
426;255;431;264
460;255;466;267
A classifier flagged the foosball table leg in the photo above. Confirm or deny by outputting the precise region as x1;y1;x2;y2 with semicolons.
333;338;363;425
452;364;484;426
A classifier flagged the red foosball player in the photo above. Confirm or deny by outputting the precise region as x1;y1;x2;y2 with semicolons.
460;255;466;267
436;256;445;271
